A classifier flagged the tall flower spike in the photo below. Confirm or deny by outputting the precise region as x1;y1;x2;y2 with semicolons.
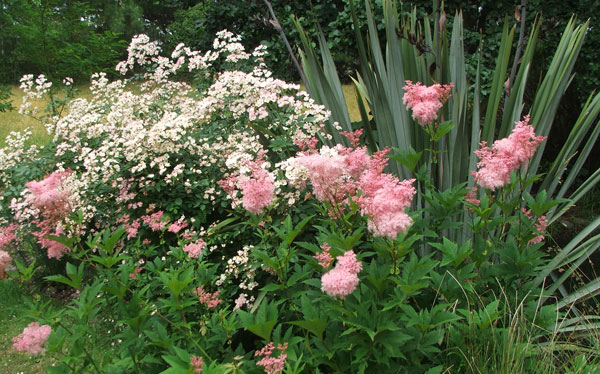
472;115;546;190
321;250;362;299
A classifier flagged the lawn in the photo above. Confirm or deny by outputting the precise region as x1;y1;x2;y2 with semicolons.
0;280;57;373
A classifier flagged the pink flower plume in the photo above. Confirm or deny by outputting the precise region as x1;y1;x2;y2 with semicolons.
321;250;362;298
403;81;454;126
12;322;51;355
472;115;546;190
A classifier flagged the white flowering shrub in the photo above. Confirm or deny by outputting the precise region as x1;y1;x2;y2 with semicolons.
0;31;331;260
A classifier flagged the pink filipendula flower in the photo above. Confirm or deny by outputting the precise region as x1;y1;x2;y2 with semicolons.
471;143;514;190
335;250;362;274
403;81;454;126
321;250;362;299
217;174;238;195
183;239;206;258
357;171;416;239
190;355;203;374
12;322;52;355
342;146;372;181
296;150;346;204
522;209;548;245
0;249;11;278
25;170;72;221
465;187;480;206
529;215;548;245
313;242;334;269
129;267;143;279
25;171;74;258
194;286;221;308
142;238;151;245
472;115;546;190
0;224;18;248
255;342;288;374
293;137;319;152
33;223;69;259
125;219;141;240
495;115;545;166
168;220;188;234
181;230;196;240
340;129;363;148
141;211;168;231
239;151;275;214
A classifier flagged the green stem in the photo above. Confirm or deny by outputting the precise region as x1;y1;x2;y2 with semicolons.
56;320;103;374
155;310;214;362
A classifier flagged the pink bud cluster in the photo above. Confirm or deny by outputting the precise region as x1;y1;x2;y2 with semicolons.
12;322;52;355
168;220;188;234
194;286;222;309
313;242;334;269
117;214;141;240
184;239;207;259
522;208;548;245
129;267;143;279
0;225;16;276
321;250;362;298
0;249;11;278
472;115;546;190
141;211;169;232
190;355;203;373
255;342;288;374
403;80;454;126
0;224;17;248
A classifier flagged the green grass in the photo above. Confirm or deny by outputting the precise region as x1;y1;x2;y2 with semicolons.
0;85;95;148
0;279;56;374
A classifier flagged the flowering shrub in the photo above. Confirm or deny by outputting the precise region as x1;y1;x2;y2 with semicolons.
0;31;331;271
1;30;595;374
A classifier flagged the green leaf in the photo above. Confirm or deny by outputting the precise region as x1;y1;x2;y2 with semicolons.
389;147;423;172
288;319;327;340
432;121;455;141
246;320;277;341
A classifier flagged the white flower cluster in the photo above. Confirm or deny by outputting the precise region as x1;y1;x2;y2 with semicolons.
216;245;258;293
18;74;52;116
0;130;39;193
4;30;332;236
